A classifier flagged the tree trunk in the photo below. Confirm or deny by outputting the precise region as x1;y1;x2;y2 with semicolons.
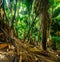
10;0;17;38
42;26;47;50
41;0;49;51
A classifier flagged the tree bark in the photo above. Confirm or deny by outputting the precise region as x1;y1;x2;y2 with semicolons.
41;0;49;51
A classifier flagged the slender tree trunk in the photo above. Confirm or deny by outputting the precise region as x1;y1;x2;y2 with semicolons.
41;0;49;51
42;18;47;51
10;0;17;38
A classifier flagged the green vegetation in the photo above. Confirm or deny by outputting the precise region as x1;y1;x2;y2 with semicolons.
0;0;60;50
0;0;60;62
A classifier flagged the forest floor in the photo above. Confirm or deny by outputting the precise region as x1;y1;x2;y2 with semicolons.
0;36;60;62
13;37;60;62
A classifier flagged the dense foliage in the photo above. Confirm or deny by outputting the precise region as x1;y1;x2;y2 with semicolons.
1;0;60;49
